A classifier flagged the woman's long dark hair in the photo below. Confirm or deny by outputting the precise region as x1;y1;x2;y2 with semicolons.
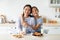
23;4;33;17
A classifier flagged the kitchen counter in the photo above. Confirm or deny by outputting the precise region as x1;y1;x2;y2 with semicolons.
43;23;60;27
0;23;16;34
0;34;60;40
0;23;43;40
43;34;60;40
0;23;60;40
0;33;43;40
0;23;16;27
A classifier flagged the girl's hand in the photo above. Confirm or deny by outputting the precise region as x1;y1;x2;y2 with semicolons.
31;24;41;30
33;32;41;36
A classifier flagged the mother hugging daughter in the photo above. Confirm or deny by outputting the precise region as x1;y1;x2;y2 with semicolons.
13;4;43;38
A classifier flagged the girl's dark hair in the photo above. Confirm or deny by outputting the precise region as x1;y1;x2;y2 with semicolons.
23;4;32;17
32;6;39;12
31;6;39;17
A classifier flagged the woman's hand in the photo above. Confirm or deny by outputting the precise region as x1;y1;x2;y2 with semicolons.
22;22;29;27
12;33;24;38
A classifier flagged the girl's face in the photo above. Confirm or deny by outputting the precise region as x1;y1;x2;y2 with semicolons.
32;8;39;17
23;6;31;16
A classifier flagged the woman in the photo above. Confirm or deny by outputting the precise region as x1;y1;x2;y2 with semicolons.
18;4;35;34
32;6;43;36
13;4;35;38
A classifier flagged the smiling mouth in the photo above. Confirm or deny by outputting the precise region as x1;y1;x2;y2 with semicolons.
34;14;37;15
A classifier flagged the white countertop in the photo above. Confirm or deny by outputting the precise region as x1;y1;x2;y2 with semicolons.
0;33;60;40
0;33;43;40
43;23;60;27
0;23;60;40
0;23;16;27
43;34;60;40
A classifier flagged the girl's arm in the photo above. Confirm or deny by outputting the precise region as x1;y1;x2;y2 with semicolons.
32;18;43;30
32;24;41;30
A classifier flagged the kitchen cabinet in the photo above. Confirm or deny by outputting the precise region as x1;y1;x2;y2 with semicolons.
42;23;60;34
0;24;17;34
50;0;60;7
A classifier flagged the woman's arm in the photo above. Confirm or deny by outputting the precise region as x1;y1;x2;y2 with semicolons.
21;14;31;27
15;17;22;33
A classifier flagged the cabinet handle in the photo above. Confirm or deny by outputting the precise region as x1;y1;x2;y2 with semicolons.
14;27;16;29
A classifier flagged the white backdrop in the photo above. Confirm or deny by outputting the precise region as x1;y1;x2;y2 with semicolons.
0;0;60;22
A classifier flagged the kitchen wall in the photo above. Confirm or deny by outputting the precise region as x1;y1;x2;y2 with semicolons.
0;0;60;22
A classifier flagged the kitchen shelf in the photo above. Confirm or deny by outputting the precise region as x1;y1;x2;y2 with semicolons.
50;0;60;8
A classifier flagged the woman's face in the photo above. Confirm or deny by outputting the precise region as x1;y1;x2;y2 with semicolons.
23;6;31;16
32;8;39;17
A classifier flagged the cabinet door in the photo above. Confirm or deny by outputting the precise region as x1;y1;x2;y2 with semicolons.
0;24;16;34
0;27;9;34
48;27;60;34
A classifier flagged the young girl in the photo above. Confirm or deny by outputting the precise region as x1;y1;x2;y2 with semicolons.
32;6;43;36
